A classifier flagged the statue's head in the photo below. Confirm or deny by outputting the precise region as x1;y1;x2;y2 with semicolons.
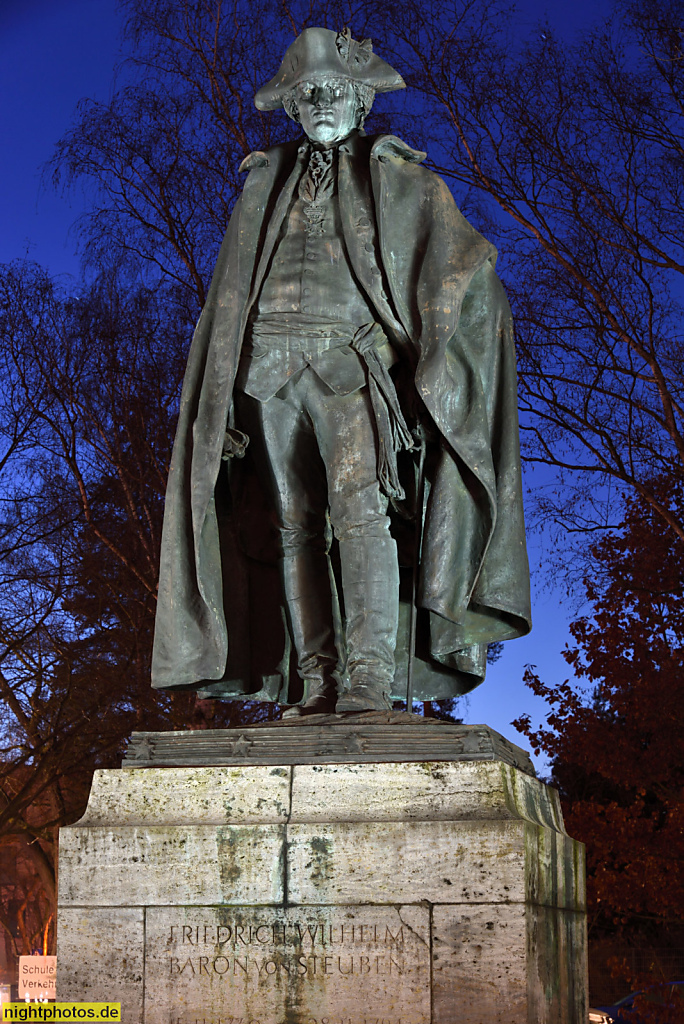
255;27;405;146
281;77;374;146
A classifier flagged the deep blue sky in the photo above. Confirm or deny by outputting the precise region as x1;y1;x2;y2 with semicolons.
0;0;123;273
0;0;614;772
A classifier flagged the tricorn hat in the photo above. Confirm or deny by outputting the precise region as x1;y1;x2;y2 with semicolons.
254;27;405;111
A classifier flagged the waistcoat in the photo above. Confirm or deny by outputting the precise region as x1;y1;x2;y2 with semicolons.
237;148;395;401
256;153;375;323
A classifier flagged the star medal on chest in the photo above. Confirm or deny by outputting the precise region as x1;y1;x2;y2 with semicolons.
299;148;335;237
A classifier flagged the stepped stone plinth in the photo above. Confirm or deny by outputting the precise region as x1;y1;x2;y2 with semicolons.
57;717;587;1023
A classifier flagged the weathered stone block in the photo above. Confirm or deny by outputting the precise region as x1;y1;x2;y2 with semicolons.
526;904;589;1024
432;903;587;1024
57;757;588;1022
289;760;565;826
433;903;528;1023
288;819;584;909
58;824;285;906
288;819;528;904
79;765;291;826
56;908;144;1023
143;905;431;1024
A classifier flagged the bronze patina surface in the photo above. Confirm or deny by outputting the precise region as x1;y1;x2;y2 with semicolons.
123;715;536;775
151;27;531;714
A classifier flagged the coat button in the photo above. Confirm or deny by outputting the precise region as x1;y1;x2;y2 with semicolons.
306;252;316;260
364;243;374;252
358;218;371;228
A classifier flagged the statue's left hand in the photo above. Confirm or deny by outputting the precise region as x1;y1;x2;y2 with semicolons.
221;428;250;460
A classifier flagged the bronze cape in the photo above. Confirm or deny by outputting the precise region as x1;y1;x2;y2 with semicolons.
151;132;531;700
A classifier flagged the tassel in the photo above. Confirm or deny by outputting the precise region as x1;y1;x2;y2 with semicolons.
351;323;414;499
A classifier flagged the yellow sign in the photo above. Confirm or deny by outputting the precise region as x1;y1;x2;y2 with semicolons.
2;1006;120;1022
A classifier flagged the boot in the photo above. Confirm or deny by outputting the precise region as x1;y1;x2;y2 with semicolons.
280;548;340;717
334;535;398;713
335;679;391;712
282;677;338;717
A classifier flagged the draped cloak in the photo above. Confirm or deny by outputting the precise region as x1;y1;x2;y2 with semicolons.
151;132;532;701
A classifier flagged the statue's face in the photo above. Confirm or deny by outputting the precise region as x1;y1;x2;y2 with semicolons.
294;77;358;146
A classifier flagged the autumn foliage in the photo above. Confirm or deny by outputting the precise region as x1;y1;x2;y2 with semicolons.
515;481;684;936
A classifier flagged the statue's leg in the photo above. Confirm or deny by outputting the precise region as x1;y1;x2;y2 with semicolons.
308;377;398;712
238;381;339;714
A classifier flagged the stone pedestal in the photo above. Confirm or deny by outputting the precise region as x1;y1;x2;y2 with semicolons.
57;741;587;1023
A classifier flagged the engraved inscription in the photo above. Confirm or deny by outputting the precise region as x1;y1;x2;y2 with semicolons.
169;954;404;979
144;907;430;1024
166;919;409;981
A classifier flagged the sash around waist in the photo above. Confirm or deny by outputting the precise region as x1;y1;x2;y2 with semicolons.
237;314;397;405
249;313;374;353
237;316;413;499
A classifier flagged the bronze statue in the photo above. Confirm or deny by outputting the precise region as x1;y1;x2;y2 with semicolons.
151;27;531;715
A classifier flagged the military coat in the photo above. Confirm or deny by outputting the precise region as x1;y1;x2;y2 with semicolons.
151;131;532;699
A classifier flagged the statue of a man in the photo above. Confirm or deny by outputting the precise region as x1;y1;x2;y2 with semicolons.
151;27;531;715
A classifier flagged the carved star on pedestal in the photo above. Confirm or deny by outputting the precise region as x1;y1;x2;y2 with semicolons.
134;736;156;761
231;733;253;757
344;734;366;754
477;731;491;752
